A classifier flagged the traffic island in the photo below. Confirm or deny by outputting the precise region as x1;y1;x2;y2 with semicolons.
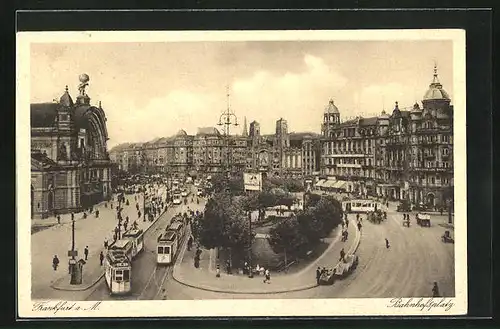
172;218;362;294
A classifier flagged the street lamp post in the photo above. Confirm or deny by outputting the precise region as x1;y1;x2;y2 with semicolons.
217;86;239;184
216;86;239;271
69;217;78;284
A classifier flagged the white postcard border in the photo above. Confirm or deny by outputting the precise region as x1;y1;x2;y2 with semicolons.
17;29;467;318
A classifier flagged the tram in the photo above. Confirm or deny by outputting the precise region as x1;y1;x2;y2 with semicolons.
342;199;382;214
104;249;131;295
157;230;178;264
121;229;144;258
156;217;187;265
109;239;134;259
173;191;182;205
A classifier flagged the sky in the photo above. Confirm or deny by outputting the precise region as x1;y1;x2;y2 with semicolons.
30;40;453;148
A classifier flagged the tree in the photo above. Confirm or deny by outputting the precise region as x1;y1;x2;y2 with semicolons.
199;192;254;265
312;196;343;236
268;217;308;268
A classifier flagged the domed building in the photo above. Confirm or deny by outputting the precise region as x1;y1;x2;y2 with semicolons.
319;65;454;211
31;75;112;219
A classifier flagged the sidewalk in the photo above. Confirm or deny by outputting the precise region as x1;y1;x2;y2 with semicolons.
172;216;361;294
32;187;168;297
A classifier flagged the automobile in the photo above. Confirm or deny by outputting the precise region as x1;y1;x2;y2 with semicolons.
197;190;203;196
397;200;411;212
181;190;188;197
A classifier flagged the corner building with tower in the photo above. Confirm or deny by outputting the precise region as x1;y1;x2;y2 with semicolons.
30;74;112;219
320;66;453;209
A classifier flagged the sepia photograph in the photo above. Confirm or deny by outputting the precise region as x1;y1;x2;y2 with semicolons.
17;29;467;318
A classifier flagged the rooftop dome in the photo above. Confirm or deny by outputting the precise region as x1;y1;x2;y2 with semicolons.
411;102;422;112
378;109;390;120
175;129;188;137
324;99;339;114
423;65;451;101
59;86;74;107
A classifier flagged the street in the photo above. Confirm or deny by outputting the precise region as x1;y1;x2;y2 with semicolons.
160;206;454;300
39;192;454;301
85;187;205;301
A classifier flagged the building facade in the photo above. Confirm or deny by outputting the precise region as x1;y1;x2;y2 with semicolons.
110;119;321;181
31;74;112;219
320;66;453;208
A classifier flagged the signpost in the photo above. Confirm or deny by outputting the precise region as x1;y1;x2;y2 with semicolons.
243;172;262;278
243;172;262;191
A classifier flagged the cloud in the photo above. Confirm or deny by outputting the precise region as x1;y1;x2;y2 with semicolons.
105;90;224;147
231;54;348;133
354;82;418;117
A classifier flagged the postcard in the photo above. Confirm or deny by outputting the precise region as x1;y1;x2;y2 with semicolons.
17;29;467;318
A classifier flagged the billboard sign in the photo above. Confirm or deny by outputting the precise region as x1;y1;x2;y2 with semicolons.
244;173;262;191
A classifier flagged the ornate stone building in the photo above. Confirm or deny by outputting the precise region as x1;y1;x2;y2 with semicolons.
110;118;321;181
320;65;454;208
31;74;112;219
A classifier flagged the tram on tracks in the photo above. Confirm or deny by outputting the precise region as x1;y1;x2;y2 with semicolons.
104;249;131;295
121;229;144;258
156;216;187;265
342;199;382;214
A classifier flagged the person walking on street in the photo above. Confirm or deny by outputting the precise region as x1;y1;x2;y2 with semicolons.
432;282;440;297
71;213;74;221
84;246;89;260
385;238;390;249
95;209;99;218
263;269;271;284
99;251;105;266
357;222;362;232
316;267;321;285
339;248;346;263
52;255;59;271
104;238;108;249
57;214;61;224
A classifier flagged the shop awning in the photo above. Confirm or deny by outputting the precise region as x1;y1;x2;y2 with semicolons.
324;180;337;188
336;181;348;189
315;179;326;187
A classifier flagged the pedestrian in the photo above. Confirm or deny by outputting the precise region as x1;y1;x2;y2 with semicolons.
316;267;321;285
385;238;390;249
71;212;74;221
345;220;349;229
357;222;362;231
99;251;104;266
95;209;99;218
263;268;271;284
105;203;108;208
339;248;346;262
111;202;113;209
138;210;142;219
83;212;87;219
124;222;128;231
104;238;108;249
216;264;220;278
136;203;139;211
84;246;89;260
52;255;59;271
57;214;61;224
432;282;440;297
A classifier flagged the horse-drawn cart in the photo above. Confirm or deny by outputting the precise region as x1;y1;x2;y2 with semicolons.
441;230;454;243
416;213;431;227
